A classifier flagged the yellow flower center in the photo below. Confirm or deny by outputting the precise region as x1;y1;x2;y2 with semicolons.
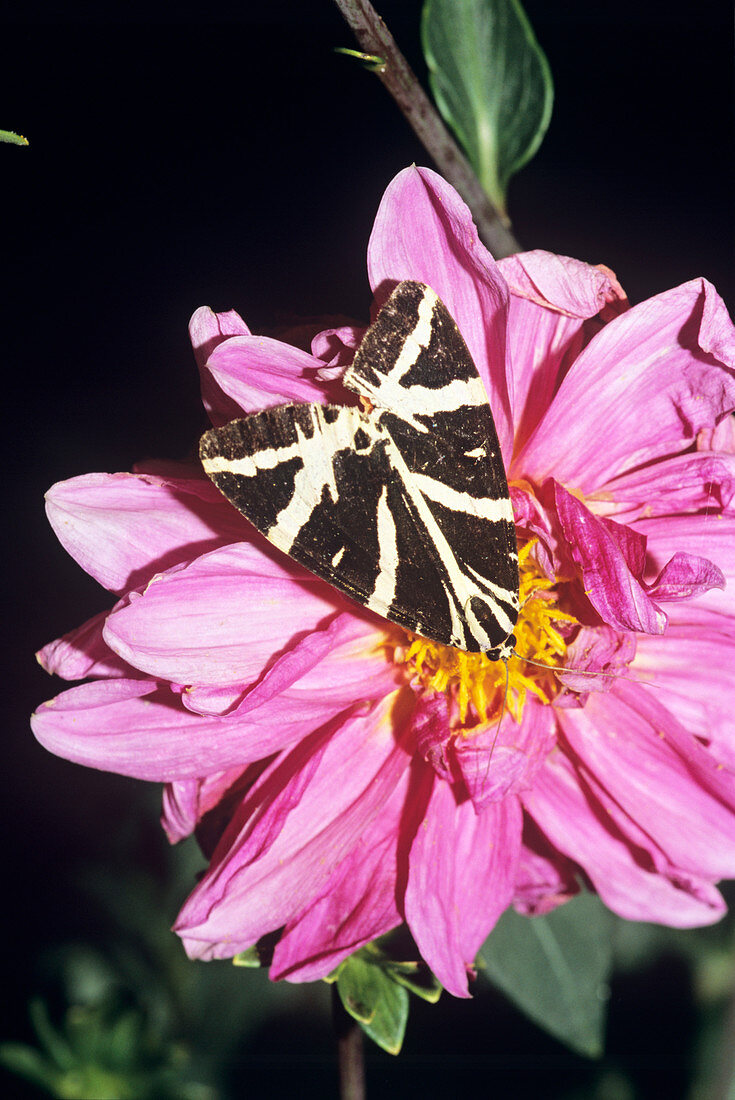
400;541;578;732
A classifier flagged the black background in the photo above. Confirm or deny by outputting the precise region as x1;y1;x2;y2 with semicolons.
4;2;734;1096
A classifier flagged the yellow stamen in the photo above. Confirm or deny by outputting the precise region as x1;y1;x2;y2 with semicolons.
400;540;578;733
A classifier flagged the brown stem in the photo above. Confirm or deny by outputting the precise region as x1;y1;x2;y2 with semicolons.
332;984;366;1100
332;0;521;258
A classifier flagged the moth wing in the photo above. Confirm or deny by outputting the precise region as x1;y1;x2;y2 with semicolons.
199;402;464;640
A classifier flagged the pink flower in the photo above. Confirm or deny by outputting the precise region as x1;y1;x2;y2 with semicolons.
32;167;735;999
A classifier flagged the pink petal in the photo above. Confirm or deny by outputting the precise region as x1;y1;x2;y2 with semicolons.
635;513;735;621
175;690;416;960
518;279;735;491
499;252;628;455
405;779;522;997
559;685;735;879
646;551;725;602
554;482;666;633
202;335;347;426
102;542;353;685
37;610;130;680
45;472;249;594
453;699;556;809
270;765;416;982
181;613;396;718
634;618;735;765
189;305;250;369
367;166;513;461
513;819;581;916
31;666;369;782
597;451;735;522
498;251;627;319
524;752;726;926
311;325;363;370
559;624;637;694
162;764;256;844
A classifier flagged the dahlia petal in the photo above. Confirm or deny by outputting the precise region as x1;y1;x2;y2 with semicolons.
646;551;725;602
175;691;415;960
498;251;625;319
270;765;415;981
513;820;580;916
525;752;726;926
635;513;735;620
103;542;349;685
412;690;452;780
554;482;666;633
698;415;735;454
634;620;735;764
518;279;735;491
31;673;348;782
454;699;556;810
37;610;130;680
367;165;513;460
559;687;735;878
559;625;637;694
189;305;250;370
599;451;735;521
499;253;629;454
202;335;336;426
45;473;249;594
182;613;394;718
311;325;363;370
405;781;522;997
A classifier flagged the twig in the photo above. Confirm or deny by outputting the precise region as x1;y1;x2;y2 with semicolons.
332;985;366;1100
333;0;521;258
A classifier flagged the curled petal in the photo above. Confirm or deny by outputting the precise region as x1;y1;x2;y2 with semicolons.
514;819;581;916
45;472;249;594
37;610;130;681
636;513;735;621
646;551;725;602
367;165;513;461
202;335;344;426
555;482;666;633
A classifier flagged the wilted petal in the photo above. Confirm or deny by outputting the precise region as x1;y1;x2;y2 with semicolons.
646;551;725;602
175;691;415;960
636;513;735;621
103;542;351;685
367;165;513;460
45;473;249;594
518;279;735;491
37;610;130;680
554;482;666;633
524;752;726;926
202;335;343;426
499;252;627;454
311;325;363;371
405;780;522;997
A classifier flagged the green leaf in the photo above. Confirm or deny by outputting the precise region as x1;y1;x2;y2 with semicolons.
384;960;442;1004
0;128;28;145
422;0;553;215
481;894;614;1057
336;954;409;1055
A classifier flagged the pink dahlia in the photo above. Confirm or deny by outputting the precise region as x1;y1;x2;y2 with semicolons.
32;167;735;998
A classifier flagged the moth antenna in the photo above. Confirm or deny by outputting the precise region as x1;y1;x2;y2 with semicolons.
513;650;660;691
481;657;510;789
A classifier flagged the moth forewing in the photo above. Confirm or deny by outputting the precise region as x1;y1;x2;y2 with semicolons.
199;280;520;654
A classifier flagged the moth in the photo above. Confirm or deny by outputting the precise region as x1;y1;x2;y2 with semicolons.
200;280;520;658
